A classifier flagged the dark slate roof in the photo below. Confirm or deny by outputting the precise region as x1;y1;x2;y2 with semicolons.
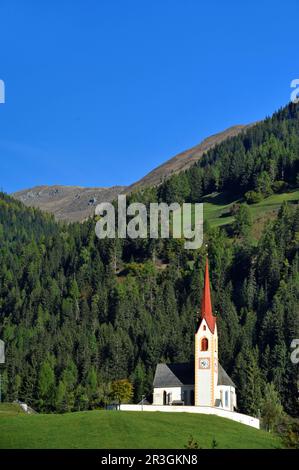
218;364;236;387
153;363;194;387
153;362;236;388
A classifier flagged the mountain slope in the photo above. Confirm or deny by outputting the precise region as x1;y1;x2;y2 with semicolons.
12;124;249;222
1;180;299;418
1;103;299;421
13;185;126;222
127;124;249;191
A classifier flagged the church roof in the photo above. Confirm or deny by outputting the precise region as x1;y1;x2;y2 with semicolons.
199;259;216;333
153;362;236;388
153;363;194;387
218;363;236;387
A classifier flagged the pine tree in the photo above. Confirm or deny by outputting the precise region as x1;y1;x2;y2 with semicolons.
261;383;284;431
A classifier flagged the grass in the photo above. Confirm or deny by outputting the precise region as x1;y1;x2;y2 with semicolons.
0;406;282;449
171;189;299;239
202;189;299;228
0;402;25;417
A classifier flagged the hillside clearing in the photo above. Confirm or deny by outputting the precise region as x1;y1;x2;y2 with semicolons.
202;189;299;228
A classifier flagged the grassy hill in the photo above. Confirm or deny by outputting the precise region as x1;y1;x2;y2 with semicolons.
202;189;299;228
0;406;282;449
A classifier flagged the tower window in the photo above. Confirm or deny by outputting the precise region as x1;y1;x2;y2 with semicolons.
203;325;206;331
201;337;209;351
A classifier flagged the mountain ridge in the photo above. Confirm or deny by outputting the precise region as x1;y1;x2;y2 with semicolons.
12;124;249;222
126;124;250;191
13;185;126;222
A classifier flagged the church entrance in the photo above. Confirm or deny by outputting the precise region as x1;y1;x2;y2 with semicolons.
162;391;172;405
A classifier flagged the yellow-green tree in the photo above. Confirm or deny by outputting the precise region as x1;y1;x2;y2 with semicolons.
110;379;133;405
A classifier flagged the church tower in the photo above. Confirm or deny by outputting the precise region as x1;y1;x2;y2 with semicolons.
194;259;218;407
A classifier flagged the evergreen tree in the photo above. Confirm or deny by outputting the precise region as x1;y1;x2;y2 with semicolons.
261;383;284;431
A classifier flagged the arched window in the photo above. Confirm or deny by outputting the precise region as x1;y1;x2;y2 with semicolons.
201;337;209;351
203;325;206;331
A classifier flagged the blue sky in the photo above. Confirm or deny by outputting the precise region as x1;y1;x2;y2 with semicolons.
0;0;298;193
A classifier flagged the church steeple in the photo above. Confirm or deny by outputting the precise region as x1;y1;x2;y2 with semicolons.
200;258;216;333
194;258;218;407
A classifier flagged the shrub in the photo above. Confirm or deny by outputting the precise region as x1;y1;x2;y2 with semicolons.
185;435;201;449
244;191;263;204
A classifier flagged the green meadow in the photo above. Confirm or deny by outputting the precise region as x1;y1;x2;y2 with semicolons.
202;189;299;228
0;405;282;449
171;189;299;237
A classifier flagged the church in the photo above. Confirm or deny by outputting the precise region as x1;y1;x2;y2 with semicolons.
153;259;237;412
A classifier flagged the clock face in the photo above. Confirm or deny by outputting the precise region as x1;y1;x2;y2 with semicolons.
199;358;210;369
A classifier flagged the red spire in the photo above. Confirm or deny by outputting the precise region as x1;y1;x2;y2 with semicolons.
201;258;216;333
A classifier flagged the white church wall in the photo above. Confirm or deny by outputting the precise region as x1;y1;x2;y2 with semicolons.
216;385;237;411
153;385;194;405
119;404;260;429
153;386;182;405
